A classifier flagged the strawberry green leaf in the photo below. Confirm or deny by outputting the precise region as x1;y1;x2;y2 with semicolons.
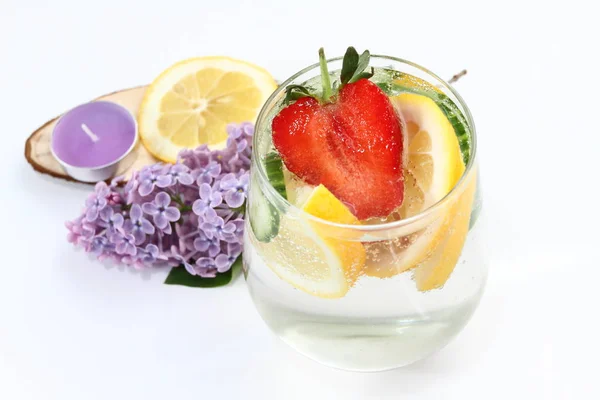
319;48;333;101
285;84;311;95
341;46;359;85
350;67;375;83
284;85;312;104
353;50;371;80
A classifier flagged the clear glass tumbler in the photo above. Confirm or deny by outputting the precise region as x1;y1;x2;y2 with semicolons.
243;55;486;372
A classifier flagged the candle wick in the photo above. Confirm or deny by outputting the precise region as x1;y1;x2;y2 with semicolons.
81;123;100;143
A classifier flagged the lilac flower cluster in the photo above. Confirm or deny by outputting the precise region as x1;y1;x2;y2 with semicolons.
66;123;253;278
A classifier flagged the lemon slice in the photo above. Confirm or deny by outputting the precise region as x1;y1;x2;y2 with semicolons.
139;57;277;162
254;184;365;298
282;167;314;207
413;171;477;291
397;93;465;217
364;92;465;279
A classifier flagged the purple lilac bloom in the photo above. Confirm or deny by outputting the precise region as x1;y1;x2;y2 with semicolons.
123;204;155;244
229;149;251;172
230;218;245;240
164;164;194;186
226;123;243;142
74;222;96;248
138;244;160;264
175;219;197;253
90;236;110;256
106;192;123;206
161;222;173;235
168;245;197;275
220;173;249;208
196;161;222;185
215;243;241;272
66;217;85;244
201;216;237;242
192;183;222;218
66;122;254;277
240;122;254;137
138;165;171;196
195;257;218;278
123;172;137;193
142;192;180;230
123;171;140;204
177;149;194;163
85;182;109;221
113;232;137;256
110;175;125;187
178;255;197;276
98;207;124;232
179;145;212;170
193;231;221;258
226;122;253;144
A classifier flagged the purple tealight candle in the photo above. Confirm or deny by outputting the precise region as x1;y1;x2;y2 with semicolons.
51;101;137;182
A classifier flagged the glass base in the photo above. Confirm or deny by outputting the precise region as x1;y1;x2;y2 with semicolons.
252;292;482;372
244;216;488;372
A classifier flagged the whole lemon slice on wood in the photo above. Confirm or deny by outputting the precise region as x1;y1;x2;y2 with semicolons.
138;57;277;162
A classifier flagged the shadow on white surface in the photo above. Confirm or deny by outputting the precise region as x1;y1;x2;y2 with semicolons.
57;244;169;287
19;161;91;196
96;253;169;281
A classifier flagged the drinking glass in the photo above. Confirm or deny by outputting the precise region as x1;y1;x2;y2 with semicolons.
243;55;486;372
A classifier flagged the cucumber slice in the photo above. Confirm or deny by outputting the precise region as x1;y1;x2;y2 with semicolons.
249;179;280;243
375;72;472;165
438;99;471;166
375;70;480;226
265;152;287;199
249;152;287;243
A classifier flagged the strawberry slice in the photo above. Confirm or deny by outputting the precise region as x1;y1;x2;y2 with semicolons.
272;48;404;220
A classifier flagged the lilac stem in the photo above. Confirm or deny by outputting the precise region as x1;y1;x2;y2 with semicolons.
180;230;199;240
157;232;164;254
182;251;198;261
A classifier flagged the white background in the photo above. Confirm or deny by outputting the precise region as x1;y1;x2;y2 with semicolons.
1;0;599;398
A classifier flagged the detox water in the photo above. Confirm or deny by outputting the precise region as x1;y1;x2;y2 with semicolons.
243;214;487;371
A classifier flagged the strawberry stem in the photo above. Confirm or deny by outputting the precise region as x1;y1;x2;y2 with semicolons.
319;48;332;102
282;47;378;106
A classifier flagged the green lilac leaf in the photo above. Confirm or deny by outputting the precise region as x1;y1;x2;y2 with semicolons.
230;255;243;278
164;256;243;287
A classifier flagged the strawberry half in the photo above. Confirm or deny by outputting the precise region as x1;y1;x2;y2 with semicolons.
272;47;404;220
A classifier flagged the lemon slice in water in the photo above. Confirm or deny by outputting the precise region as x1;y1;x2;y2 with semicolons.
253;184;365;299
364;92;466;282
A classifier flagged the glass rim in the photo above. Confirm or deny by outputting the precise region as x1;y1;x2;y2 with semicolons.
252;54;477;232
